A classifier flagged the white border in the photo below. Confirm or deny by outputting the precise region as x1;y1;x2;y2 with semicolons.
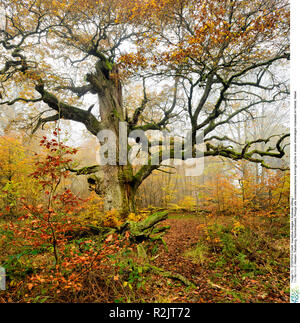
290;0;300;303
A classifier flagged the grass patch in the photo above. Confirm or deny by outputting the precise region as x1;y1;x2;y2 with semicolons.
184;244;208;265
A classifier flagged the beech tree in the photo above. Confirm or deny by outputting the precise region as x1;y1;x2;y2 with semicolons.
0;0;290;217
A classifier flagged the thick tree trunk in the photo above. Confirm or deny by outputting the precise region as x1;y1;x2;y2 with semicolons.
85;58;140;218
83;57;158;218
89;165;137;218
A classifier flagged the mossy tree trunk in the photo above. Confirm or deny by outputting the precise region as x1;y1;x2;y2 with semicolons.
85;59;139;218
88;165;137;218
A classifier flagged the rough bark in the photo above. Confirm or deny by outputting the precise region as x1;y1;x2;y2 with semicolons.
88;165;137;217
84;58;139;217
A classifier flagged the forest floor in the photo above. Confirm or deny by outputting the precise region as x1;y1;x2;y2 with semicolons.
148;212;289;303
0;211;289;303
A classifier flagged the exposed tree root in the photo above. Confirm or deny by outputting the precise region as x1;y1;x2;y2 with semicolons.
67;211;170;244
147;265;195;287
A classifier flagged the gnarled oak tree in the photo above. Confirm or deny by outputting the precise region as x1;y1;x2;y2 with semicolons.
0;0;290;217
